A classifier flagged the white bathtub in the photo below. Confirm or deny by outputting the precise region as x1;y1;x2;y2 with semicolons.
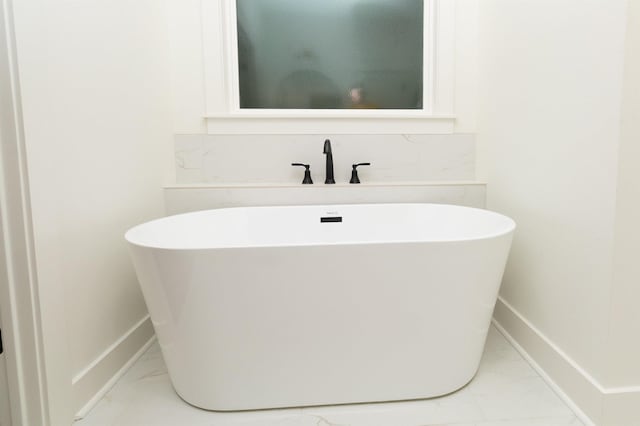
125;203;515;411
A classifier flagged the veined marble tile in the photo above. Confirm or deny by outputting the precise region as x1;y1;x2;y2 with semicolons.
163;184;487;215
467;374;575;421
473;416;584;426
174;133;476;185
76;326;581;426
474;329;539;380
299;392;484;426
484;326;521;354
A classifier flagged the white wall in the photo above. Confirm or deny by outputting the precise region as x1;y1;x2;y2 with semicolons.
166;0;207;135
602;1;640;422
454;0;479;133
11;0;173;421
477;1;640;424
607;0;640;387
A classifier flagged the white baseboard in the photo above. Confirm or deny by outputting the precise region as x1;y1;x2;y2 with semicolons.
491;316;597;426
72;315;156;420
493;296;640;426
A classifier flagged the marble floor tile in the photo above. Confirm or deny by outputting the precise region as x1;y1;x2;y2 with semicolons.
474;417;584;425
75;326;583;426
429;418;583;426
295;384;487;426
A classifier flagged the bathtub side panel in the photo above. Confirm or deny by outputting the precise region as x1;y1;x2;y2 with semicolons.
131;236;512;410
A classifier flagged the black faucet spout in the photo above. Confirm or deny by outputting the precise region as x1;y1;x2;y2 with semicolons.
323;139;332;154
323;139;335;184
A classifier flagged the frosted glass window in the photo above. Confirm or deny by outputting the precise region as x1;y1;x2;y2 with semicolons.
236;0;424;110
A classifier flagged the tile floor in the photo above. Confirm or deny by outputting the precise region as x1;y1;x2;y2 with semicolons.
76;326;583;426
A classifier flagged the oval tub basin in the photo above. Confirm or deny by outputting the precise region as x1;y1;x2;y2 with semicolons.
125;203;515;411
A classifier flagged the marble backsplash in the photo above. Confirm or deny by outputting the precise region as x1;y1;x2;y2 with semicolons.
174;134;476;185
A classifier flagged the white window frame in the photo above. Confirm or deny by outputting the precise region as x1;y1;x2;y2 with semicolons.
202;0;455;134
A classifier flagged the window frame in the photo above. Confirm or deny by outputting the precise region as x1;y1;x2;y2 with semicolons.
202;0;455;133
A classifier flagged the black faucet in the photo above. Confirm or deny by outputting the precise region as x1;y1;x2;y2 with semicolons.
291;163;313;184
350;163;371;184
323;139;335;184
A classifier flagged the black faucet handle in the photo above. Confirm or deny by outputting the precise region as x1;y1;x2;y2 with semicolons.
291;163;313;184
350;163;371;184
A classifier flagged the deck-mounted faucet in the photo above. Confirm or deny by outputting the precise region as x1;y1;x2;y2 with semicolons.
323;139;335;184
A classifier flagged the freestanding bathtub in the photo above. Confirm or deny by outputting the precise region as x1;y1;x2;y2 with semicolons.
125;203;515;411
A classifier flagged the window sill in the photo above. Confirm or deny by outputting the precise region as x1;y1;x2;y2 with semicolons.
203;113;456;134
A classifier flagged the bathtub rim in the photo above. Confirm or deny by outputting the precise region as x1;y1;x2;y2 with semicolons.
124;203;516;251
